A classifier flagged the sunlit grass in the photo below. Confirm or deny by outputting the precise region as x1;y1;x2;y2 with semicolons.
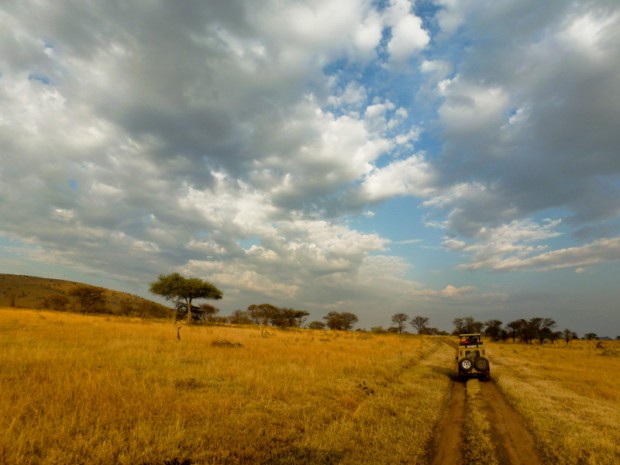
0;308;451;465
490;340;620;465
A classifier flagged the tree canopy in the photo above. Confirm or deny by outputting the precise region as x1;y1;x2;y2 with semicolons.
150;273;222;324
323;311;358;331
391;313;408;334
410;315;429;335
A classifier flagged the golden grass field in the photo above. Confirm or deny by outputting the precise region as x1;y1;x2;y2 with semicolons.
1;307;619;465
0;308;452;465
491;339;620;465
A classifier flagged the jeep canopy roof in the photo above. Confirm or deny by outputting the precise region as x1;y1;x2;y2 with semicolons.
458;333;483;346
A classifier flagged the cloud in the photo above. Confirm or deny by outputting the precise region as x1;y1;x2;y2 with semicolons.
491;237;620;272
387;14;430;61
383;0;430;63
358;154;436;202
1;1;619;334
422;0;620;260
443;218;563;271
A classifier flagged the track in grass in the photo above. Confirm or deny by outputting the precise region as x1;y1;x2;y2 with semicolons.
430;378;542;465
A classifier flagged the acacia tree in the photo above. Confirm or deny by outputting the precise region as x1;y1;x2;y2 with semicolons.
453;316;483;335
391;313;408;334
150;273;222;324
506;319;527;343
199;303;220;323
484;319;503;341
247;303;279;325
323;311;358;330
410;315;429;334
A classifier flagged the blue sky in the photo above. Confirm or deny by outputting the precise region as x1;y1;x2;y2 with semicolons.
1;0;619;335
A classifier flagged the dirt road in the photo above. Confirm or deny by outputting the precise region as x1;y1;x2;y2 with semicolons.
429;378;542;465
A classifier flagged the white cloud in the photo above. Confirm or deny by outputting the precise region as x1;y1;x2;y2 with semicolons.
354;10;383;59
492;236;620;272
444;218;564;271
359;154;436;202
387;13;430;61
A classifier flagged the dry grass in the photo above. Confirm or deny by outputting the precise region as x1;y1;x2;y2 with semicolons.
462;381;498;465
490;340;620;465
0;308;452;465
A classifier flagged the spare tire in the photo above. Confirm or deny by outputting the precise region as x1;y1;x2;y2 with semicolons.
474;357;489;372
459;358;473;372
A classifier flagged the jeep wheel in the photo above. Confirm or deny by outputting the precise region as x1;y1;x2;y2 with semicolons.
474;357;489;372
458;358;472;372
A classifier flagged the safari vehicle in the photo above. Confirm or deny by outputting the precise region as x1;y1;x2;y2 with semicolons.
456;333;490;380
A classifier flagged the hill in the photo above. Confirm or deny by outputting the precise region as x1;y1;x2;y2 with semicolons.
0;273;172;319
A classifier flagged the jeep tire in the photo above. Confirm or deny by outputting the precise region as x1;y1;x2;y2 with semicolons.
474;357;489;372
458;358;473;372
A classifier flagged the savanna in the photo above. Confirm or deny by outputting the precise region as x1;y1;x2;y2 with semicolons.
1;308;619;465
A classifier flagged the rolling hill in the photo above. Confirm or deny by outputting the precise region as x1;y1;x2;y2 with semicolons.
0;273;172;319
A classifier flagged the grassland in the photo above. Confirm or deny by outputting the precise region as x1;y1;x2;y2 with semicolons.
490;340;620;465
0;308;453;465
2;308;619;465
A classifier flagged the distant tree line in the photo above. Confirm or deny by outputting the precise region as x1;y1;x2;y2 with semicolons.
378;313;593;343
451;315;581;345
370;313;447;335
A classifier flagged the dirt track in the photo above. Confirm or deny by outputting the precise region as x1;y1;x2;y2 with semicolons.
430;378;542;465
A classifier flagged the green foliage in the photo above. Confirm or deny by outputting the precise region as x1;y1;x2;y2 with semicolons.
453;316;484;335
150;273;222;323
484;319;503;341
247;304;309;328
308;321;326;330
323;311;358;330
504;317;559;344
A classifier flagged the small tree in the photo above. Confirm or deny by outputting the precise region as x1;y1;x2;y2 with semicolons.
247;303;280;325
563;328;577;345
44;295;70;311
199;303;220;323
410;315;429;335
506;319;527;343
308;321;326;330
323;311;358;330
453;316;483;335
150;273;222;324
277;308;309;328
484;319;503;341
391;313;408;334
228;309;252;325
70;286;106;314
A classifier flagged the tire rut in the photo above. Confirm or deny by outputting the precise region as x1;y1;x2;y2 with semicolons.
429;380;465;465
479;380;542;465
429;376;543;465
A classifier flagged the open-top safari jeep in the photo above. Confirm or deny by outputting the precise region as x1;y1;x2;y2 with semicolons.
456;333;490;381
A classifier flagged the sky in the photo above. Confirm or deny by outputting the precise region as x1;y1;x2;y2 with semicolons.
1;0;619;336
